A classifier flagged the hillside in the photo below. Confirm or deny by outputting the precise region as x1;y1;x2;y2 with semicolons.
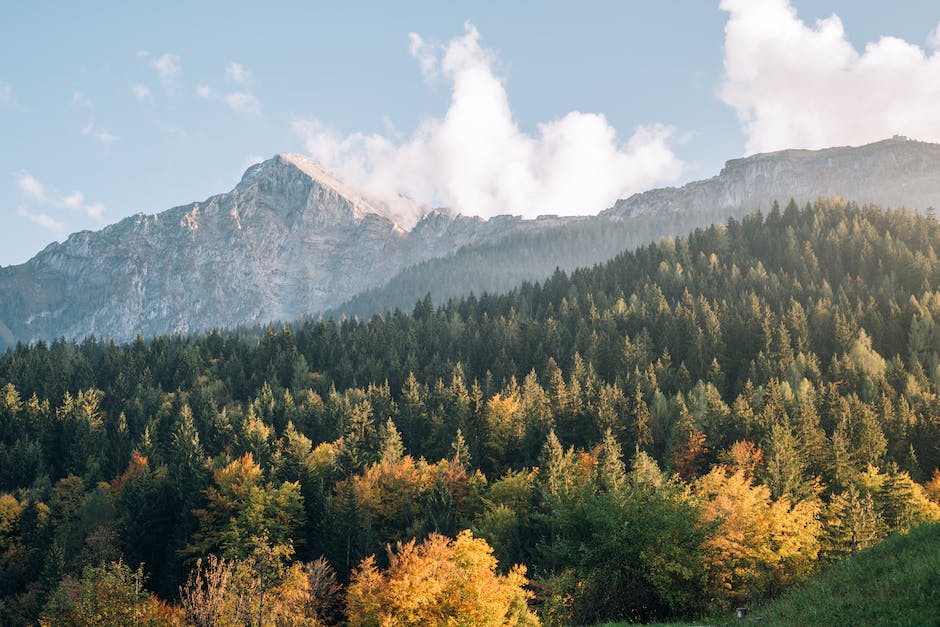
753;523;940;626
333;203;737;319
335;137;940;319
2;200;940;623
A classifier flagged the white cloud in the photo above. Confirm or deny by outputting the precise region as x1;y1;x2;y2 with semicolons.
293;23;683;225
158;123;188;142
719;0;940;153
225;62;252;83
15;172;106;221
197;64;261;116
84;202;105;219
408;33;439;80
151;53;181;88
55;191;84;210
81;121;119;144
222;91;261;116
197;80;260;115
132;84;152;103
71;91;92;107
17;173;46;201
17;207;66;234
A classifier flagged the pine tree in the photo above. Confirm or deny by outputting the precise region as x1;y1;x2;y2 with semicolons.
378;417;405;465
824;485;884;560
597;429;626;493
398;372;426;455
631;386;653;453
763;418;810;500
450;428;472;470
795;395;829;481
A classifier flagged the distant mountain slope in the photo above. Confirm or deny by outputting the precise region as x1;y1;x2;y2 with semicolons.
0;154;573;347
607;136;940;219
335;137;940;318
333;204;738;319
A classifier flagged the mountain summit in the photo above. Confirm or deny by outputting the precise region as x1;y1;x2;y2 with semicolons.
0;155;552;346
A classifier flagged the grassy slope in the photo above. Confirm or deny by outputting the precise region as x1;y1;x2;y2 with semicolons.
598;522;940;627
756;522;940;626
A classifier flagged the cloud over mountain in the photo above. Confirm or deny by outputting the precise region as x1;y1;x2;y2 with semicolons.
294;23;683;225
720;0;940;153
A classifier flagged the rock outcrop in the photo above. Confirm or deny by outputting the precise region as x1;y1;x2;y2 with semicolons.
606;137;940;219
0;153;565;346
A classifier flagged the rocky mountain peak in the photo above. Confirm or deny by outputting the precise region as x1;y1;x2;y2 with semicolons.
4;139;939;350
0;154;541;346
239;152;420;232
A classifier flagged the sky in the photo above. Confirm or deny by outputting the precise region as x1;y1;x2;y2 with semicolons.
2;0;940;266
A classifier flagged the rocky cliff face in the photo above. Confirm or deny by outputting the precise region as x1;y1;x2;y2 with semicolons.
3;138;939;348
0;153;566;346
605;137;940;219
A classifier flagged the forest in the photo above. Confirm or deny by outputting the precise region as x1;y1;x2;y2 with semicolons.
334;202;747;320
1;198;940;625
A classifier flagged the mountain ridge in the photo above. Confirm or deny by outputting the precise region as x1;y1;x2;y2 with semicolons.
606;136;940;219
0;155;566;347
4;137;940;347
333;137;940;319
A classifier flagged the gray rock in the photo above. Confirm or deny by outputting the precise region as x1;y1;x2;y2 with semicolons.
0;153;561;346
606;136;940;219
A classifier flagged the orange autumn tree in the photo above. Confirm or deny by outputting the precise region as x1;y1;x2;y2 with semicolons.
346;530;538;626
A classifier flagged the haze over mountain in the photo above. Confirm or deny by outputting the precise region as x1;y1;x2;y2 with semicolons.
2;137;940;348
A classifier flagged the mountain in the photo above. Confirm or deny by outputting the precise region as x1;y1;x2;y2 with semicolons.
0;153;574;347
606;135;940;219
4;137;940;348
335;137;940;318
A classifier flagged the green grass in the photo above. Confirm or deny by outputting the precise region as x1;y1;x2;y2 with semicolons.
598;522;940;626
755;522;940;626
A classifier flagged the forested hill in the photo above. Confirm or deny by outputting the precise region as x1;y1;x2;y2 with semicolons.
334;136;940;319
332;200;741;319
2;199;940;624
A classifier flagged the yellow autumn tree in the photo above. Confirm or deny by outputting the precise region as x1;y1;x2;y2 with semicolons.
694;467;820;606
179;553;341;627
346;530;538;626
483;391;524;470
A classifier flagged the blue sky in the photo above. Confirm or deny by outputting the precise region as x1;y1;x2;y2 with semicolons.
2;1;940;266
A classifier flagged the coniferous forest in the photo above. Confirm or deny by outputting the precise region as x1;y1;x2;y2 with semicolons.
3;199;940;625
